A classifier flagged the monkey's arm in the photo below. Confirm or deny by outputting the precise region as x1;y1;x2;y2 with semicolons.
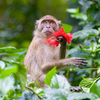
56;36;67;59
42;36;87;73
42;57;86;73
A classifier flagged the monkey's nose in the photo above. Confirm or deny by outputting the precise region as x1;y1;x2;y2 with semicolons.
46;24;50;28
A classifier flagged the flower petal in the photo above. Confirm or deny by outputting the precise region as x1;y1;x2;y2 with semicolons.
64;33;73;44
54;27;73;44
43;37;60;47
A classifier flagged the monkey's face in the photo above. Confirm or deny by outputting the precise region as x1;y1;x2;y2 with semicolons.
35;15;62;39
40;20;57;38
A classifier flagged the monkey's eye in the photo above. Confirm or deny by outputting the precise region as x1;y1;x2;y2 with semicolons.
42;21;47;24
50;21;54;24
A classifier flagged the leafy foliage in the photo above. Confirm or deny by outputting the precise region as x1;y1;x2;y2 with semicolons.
0;0;100;99
67;0;100;85
1;46;100;100
0;46;27;99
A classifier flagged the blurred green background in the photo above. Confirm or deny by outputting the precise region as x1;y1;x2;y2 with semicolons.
0;0;81;48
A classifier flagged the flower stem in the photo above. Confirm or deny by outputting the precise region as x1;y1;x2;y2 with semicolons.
90;59;94;78
73;67;99;71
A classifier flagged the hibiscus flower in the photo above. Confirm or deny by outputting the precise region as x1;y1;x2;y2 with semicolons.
43;27;73;47
53;27;73;44
43;37;60;47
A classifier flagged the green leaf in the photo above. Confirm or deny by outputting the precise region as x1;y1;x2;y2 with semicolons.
62;23;73;33
44;88;68;100
79;77;94;93
36;80;42;88
18;91;40;100
71;13;87;21
7;89;15;98
90;80;100;97
0;65;18;78
0;60;5;69
73;29;99;40
0;77;14;95
0;46;27;57
67;45;79;55
0;46;16;52
67;92;93;100
15;65;27;92
94;58;100;63
86;6;99;21
51;74;59;88
66;8;79;14
96;44;100;48
28;81;35;88
71;0;77;3
51;74;70;91
44;66;57;86
80;77;100;95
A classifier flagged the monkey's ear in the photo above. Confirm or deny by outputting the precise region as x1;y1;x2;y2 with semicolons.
58;21;62;29
35;20;39;29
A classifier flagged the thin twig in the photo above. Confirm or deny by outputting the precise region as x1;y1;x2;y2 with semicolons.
90;59;94;78
90;0;100;5
73;67;99;71
26;86;43;99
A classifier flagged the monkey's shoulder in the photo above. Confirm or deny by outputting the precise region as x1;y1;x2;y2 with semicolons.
29;36;42;47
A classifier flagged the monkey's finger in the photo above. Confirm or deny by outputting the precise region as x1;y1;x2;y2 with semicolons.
55;39;60;42
76;58;86;61
80;63;87;66
76;60;87;64
76;60;87;63
82;61;87;64
78;66;83;69
80;58;86;60
76;59;86;61
76;65;83;69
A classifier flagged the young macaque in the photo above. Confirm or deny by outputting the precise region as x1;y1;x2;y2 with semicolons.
24;15;87;88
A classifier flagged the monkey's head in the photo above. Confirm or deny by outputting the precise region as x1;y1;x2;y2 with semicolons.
35;15;62;38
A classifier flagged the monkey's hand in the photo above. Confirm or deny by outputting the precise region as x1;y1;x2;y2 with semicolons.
56;35;66;43
66;57;87;69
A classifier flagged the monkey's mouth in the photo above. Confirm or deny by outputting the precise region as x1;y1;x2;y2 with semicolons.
45;31;53;37
45;31;52;33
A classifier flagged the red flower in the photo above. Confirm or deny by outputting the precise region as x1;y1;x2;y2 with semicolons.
53;27;73;44
43;27;73;47
43;37;60;47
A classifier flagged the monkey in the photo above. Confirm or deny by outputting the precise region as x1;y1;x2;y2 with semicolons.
24;15;87;88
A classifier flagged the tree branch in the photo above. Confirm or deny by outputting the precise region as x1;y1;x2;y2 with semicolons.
26;86;43;99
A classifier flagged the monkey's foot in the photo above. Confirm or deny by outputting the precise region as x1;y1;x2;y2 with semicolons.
70;86;82;92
